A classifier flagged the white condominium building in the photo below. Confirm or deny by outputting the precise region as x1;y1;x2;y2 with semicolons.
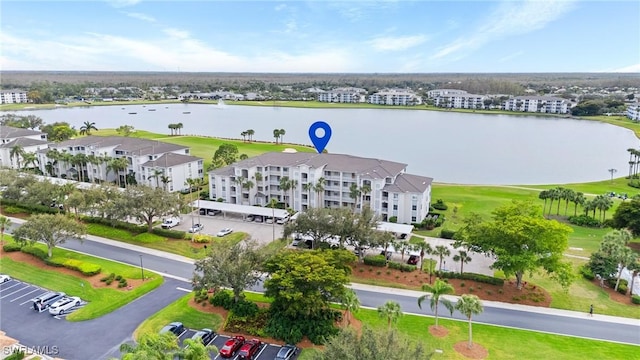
209;151;433;224
0;90;28;104
368;89;422;106
317;87;367;103
503;96;570;114
434;94;487;109
36;136;204;192
0;126;49;169
426;89;468;98
627;104;640;121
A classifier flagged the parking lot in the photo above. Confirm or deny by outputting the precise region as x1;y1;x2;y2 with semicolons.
174;326;298;360
0;278;86;319
174;211;285;246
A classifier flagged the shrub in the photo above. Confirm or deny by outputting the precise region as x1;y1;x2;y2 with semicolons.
100;273;115;282
105;279;113;285
628;179;640;189
432;199;448;211
192;234;212;243
434;271;504;286
194;289;209;303
388;216;397;223
231;299;259;318
460;282;465;288
115;275;123;281
3;243;22;252
5;349;25;360
363;255;387;267
376;271;381;275
210;289;234;310
486;290;493;295
632;295;640;305
617;283;628;295
44;257;66;267
117;279;128;288
580;265;595;281
81;216;147;234
20;245;48;260
152;227;186;239
568;215;601;227
468;287;474;292
440;229;456;239
387;261;416;272
2;205;24;214
63;259;102;276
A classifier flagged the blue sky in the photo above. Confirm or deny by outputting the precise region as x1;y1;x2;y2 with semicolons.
1;0;638;73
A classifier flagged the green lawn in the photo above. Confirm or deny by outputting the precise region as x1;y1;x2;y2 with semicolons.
355;308;639;359
1;236;163;321
86;222;248;259
134;293;223;340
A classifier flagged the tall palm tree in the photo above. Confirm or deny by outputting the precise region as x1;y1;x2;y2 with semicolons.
314;177;325;208
455;294;484;349
538;190;548;215
572;192;586;216
168;123;175;136
150;169;163;188
247;129;255;142
278;128;286;143
288;179;298;209
413;241;433;272
0;216;11;245
79;121;98;135
303;182;314;208
341;289;360;326
160;175;171;191
434;245;451;271
279;176;292;207
74;153;88;182
9;144;24;169
377;301;402;330
176;122;184;135
628;148;636;178
273;129;280;144
240;131;248;142
349;183;361;212
562;188;576;216
21;152;38;171
453;250;472;273
242;179;255;205
418;279;455;329
360;184;372;209
46;149;61;177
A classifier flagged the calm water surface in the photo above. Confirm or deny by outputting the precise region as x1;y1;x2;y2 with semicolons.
10;104;639;185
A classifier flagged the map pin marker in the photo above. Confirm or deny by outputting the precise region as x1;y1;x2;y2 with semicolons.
309;121;332;154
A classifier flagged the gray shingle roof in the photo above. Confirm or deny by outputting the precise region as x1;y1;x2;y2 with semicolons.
141;153;202;168
52;136;187;156
0;126;45;138
0;137;49;149
383;173;433;193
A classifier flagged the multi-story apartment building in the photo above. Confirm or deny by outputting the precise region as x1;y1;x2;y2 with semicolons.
0;90;28;104
503;96;570;114
426;89;468;98
368;89;422;106
434;94;487;109
317;87;366;103
209;152;433;224
627;104;640;122
0;126;49;169
36;136;204;192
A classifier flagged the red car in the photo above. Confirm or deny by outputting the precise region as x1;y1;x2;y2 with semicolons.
220;335;245;358
238;338;263;359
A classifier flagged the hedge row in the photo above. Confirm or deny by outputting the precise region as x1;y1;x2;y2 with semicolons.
632;295;640;305
152;227;186;240
81;216;147;234
387;261;416;272
8;243;102;276
580;265;595;281
363;255;387;267
0;199;59;215
434;271;505;286
62;259;102;276
20;245;48;260
2;243;22;252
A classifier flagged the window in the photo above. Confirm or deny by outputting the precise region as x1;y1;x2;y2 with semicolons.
412;216;417;222
393;194;398;199
393;205;398;210
412;205;417;210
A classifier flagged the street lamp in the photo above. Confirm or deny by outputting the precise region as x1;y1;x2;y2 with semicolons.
139;255;145;281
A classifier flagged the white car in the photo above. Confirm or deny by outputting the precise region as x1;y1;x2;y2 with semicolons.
188;223;204;233
0;274;11;283
216;228;233;237
48;296;81;315
161;217;181;229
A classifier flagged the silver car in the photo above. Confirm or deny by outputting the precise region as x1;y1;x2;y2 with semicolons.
48;296;81;315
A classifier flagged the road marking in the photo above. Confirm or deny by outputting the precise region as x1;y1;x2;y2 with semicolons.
254;343;268;359
9;288;39;302
0;282;21;292
176;287;192;293
0;285;31;300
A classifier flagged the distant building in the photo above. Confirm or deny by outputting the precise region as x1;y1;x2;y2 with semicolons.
0;126;49;169
627;105;640;122
435;94;487;109
368;89;422;106
209;151;433;224
0;90;28;104
426;89;467;98
317;87;366;103
503;96;570;114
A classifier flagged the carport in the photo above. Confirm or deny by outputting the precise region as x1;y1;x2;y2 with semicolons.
190;200;290;220
376;222;414;239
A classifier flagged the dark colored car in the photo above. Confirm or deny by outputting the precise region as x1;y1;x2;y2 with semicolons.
275;344;299;360
407;255;419;265
220;335;245;358
191;328;215;345
159;322;185;336
238;338;262;359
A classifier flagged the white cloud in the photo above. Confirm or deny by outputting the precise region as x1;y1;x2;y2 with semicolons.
368;34;428;51
608;63;640;73
163;28;190;40
431;0;576;60
499;50;524;63
124;12;156;23
274;4;287;11
106;0;142;8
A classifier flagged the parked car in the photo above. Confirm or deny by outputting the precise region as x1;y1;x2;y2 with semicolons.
191;328;215;345
0;274;11;283
220;335;245;358
217;228;233;237
32;291;66;311
265;216;274;224
275;344;299;360
207;209;222;216
48;296;81;315
161;217;181;229
199;208;207;215
188;223;204;233
407;255;419;265
253;216;263;223
238;338;262;359
245;214;255;222
276;216;289;225
159;322;185;336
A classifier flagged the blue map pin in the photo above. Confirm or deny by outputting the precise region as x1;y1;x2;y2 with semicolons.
309;121;332;154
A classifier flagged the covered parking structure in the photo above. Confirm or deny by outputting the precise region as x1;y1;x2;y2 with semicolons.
376;222;414;239
190;200;290;220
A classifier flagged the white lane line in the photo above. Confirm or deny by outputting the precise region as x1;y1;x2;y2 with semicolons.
176;287;192;293
254;343;268;359
0;285;31;299
9;288;39;302
0;283;21;292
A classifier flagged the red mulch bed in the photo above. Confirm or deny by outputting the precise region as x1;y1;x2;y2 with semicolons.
454;341;489;359
429;325;449;338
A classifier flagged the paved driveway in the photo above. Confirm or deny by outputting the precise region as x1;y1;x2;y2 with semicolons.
0;277;187;360
176;212;284;245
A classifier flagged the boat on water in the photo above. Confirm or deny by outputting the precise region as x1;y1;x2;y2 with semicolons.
183;111;191;114
148;109;156;111
128;112;137;115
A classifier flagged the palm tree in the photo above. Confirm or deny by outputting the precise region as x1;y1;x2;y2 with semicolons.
21;152;38;171
150;169;163;188
9;145;24;169
247;129;255;142
314;177;325;208
160;175;171;191
341;289;360;326
413;241;433;272
349;183;361;212
434;245;451;271
241;131;248;142
74;153;88;182
627;148;635;178
269;198;278;241
360;184;372;209
273;129;280;144
418;279;455;329
278;128;286;143
0;216;11;245
288;179;298;209
178;338;218;360
176;122;184;135
303;182;314;208
79;121;98;135
453;250;472;274
538;190;549;215
562;188;576;216
242;179;255;205
573;192;586;216
377;300;402;330
455;294;484;349
168;123;175;136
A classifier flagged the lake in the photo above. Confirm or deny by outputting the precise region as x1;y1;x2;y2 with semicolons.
9;103;639;185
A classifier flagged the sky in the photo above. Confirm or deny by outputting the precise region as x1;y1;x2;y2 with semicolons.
1;0;639;73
